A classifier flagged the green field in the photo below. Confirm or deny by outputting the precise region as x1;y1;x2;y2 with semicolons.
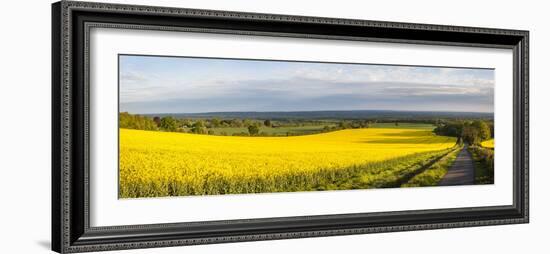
369;123;436;130
207;125;336;136
204;122;434;136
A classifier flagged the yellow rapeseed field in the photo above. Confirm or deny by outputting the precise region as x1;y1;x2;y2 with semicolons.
481;139;494;149
119;128;456;198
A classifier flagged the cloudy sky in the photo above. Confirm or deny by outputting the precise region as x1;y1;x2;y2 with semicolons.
119;55;494;114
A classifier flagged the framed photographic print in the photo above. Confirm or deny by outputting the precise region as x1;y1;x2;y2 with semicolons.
51;1;529;253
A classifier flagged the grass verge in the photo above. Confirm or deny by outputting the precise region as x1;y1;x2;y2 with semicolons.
468;145;494;184
400;145;463;187
320;147;459;190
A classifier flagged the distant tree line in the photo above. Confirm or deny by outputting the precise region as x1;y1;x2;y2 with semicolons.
119;112;157;130
338;120;373;129
120;112;277;136
434;120;493;145
120;112;494;140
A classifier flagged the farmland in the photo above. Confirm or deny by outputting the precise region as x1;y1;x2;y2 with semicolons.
481;139;494;149
207;125;336;136
368;122;435;130
119;127;457;198
199;123;435;136
117;55;496;198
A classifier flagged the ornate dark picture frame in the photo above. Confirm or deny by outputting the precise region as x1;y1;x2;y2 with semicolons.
52;1;529;253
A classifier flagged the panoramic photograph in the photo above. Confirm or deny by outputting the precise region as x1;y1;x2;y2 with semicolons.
118;55;495;199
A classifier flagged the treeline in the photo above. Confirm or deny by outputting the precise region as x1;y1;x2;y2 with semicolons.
177;118;271;129
120;112;387;137
434;120;493;145
119;112;157;130
120;112;280;136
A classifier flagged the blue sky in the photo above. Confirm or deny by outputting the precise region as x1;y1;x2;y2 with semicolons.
119;55;494;114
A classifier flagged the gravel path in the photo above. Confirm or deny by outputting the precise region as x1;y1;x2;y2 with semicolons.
438;146;475;186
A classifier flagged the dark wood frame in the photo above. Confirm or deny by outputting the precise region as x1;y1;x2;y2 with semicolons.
52;1;529;253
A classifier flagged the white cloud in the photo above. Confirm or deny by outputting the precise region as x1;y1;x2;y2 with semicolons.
119;58;494;113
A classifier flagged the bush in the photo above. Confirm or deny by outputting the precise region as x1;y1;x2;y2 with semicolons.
160;116;178;132
191;120;208;134
248;125;260;135
468;146;494;184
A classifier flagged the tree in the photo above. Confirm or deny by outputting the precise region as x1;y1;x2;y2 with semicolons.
181;119;192;128
230;119;243;127
434;121;463;138
160;116;177;132
264;119;272;127
434;120;493;146
211;118;221;128
248;125;260;136
462;125;480;145
473;120;492;141
191;120;207;134
119;112;157;130
338;121;351;129
153;116;161;127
